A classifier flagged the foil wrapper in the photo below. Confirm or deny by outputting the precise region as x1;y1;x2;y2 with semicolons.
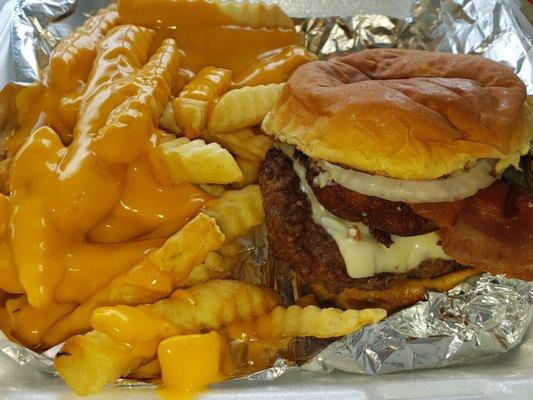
0;0;532;389
303;274;533;375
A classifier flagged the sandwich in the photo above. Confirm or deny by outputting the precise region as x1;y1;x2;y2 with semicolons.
259;49;533;311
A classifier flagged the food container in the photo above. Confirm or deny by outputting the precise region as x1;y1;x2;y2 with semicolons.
0;0;532;398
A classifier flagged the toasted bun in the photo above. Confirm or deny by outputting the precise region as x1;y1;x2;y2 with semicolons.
262;49;530;179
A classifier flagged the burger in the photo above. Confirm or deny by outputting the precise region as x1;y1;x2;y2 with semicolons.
258;49;533;311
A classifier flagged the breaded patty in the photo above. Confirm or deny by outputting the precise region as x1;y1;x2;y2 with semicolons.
303;154;437;237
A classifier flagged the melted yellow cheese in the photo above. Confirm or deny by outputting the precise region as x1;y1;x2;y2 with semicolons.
91;305;180;343
1;32;210;312
157;332;233;400
284;147;451;279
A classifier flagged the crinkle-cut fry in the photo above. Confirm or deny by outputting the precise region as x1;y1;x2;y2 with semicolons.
92;92;156;164
215;0;294;29
255;305;386;339
55;331;159;396
75;37;179;140
176;241;241;288
180;67;232;114
205;185;264;243
42;214;224;347
152;279;282;331
149;213;224;273
132;38;180;115
6;296;76;349
199;184;226;197
55;280;280;395
172;97;208;139
80;24;155;100
48;5;119;92
231;157;260;189
159;101;182;134
214;128;273;162
208;83;284;135
118;0;293;30
59;24;155;132
159;138;243;185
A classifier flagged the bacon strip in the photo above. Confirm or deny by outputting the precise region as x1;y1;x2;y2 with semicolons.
410;181;533;281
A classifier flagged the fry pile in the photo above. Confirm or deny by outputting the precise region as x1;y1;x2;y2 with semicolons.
0;0;386;397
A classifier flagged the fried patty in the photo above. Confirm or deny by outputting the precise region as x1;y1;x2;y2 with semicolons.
302;154;438;237
259;148;462;295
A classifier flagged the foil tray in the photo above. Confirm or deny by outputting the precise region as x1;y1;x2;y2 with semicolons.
0;0;532;398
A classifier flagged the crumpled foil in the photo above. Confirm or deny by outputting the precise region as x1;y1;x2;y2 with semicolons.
303;274;533;375
0;0;532;388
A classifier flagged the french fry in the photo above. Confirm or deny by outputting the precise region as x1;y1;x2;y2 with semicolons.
214;128;273;161
231;157;261;189
59;24;156;133
171;97;208;138
205;185;264;243
215;0;294;29
159;102;182;134
42;214;224;347
127;359;161;380
6;296;76;349
118;0;293;30
148;213;224;273
255;305;386;339
55;331;159;396
81;24;155;102
92;92;156;164
152;279;281;331
48;5;120;92
207;83;284;135
0;157;11;194
0;307;17;343
55;279;281;395
176;241;241;288
77;36;178;139
180;67;232;113
199;184;226;197
159;138;243;185
167;66;232;138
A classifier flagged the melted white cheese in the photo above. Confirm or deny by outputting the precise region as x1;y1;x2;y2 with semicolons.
282;146;451;279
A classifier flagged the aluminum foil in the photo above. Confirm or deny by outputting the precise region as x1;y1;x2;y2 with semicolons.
303;274;533;375
0;0;532;390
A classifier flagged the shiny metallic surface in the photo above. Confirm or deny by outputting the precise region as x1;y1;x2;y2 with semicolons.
0;0;532;396
303;274;532;375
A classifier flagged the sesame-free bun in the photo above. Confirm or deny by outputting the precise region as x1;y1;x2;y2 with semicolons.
262;49;531;179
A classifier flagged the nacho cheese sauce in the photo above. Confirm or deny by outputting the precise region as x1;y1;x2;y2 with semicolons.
0;0;314;339
282;146;451;279
158;332;233;400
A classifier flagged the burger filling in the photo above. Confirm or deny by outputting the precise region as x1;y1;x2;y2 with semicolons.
280;145;451;279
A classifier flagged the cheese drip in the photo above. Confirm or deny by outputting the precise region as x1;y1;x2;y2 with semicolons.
282;147;451;279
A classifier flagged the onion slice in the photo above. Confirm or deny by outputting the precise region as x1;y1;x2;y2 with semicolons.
315;159;497;203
